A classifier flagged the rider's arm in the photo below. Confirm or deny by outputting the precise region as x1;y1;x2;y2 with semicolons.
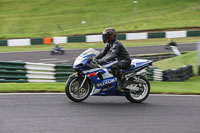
105;43;119;62
96;43;110;59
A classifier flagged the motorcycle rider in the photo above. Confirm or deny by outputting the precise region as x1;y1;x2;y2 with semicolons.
54;44;61;50
96;27;131;90
165;39;178;50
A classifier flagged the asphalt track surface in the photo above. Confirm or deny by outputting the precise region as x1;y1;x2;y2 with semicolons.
0;93;200;133
0;43;196;64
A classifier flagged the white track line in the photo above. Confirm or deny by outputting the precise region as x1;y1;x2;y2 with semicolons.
150;94;200;97
0;93;65;95
40;58;57;61
9;60;23;62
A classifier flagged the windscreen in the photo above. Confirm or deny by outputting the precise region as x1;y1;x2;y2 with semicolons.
74;48;100;66
79;48;100;58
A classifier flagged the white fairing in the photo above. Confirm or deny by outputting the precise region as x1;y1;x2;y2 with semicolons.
74;48;100;66
101;71;113;79
131;59;149;65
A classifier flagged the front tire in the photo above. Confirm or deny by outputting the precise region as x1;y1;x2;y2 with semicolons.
125;75;150;103
65;76;91;102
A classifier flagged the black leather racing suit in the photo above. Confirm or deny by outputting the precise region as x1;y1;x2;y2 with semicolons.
96;39;131;77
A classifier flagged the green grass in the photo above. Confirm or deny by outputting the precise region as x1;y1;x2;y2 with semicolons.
0;76;200;94
150;50;200;95
0;37;200;53
154;51;198;74
150;76;200;95
0;0;200;38
0;82;65;93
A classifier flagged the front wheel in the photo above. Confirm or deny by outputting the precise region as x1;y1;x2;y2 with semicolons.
65;76;91;102
125;75;150;103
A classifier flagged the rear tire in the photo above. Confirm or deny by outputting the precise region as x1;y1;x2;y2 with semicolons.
65;76;91;102
125;75;150;103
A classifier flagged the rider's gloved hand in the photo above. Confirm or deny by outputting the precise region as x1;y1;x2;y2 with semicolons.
97;59;107;65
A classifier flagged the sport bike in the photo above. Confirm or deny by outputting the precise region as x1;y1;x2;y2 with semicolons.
65;48;153;103
51;47;65;55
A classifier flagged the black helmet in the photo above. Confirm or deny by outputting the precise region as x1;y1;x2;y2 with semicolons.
102;28;116;43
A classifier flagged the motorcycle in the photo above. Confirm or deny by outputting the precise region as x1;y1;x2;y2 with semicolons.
65;48;153;103
165;41;178;50
51;47;65;55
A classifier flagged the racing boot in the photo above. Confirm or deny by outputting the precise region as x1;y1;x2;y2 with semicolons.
122;79;130;89
116;70;123;91
117;78;122;91
117;78;130;93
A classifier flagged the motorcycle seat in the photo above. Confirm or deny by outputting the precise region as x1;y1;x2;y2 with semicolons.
122;64;135;72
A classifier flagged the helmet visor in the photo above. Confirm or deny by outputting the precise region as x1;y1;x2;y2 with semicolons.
102;34;109;43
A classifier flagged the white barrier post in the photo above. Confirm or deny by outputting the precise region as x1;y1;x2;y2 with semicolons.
197;41;200;75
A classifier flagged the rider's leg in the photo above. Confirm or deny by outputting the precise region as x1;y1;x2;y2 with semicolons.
110;63;122;90
111;60;131;90
117;60;132;89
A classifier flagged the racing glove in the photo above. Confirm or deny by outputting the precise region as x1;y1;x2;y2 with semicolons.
97;58;107;65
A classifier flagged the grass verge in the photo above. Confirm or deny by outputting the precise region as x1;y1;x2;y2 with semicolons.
150;76;200;95
154;51;198;73
0;0;200;38
0;76;200;94
0;82;65;93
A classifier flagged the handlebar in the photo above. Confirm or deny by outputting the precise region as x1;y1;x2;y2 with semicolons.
88;57;103;68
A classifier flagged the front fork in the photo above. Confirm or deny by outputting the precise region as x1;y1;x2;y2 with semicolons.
70;73;96;96
78;75;87;90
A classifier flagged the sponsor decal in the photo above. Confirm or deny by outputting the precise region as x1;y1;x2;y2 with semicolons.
96;78;117;87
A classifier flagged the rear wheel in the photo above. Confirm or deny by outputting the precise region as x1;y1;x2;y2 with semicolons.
65;77;91;102
125;75;150;103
